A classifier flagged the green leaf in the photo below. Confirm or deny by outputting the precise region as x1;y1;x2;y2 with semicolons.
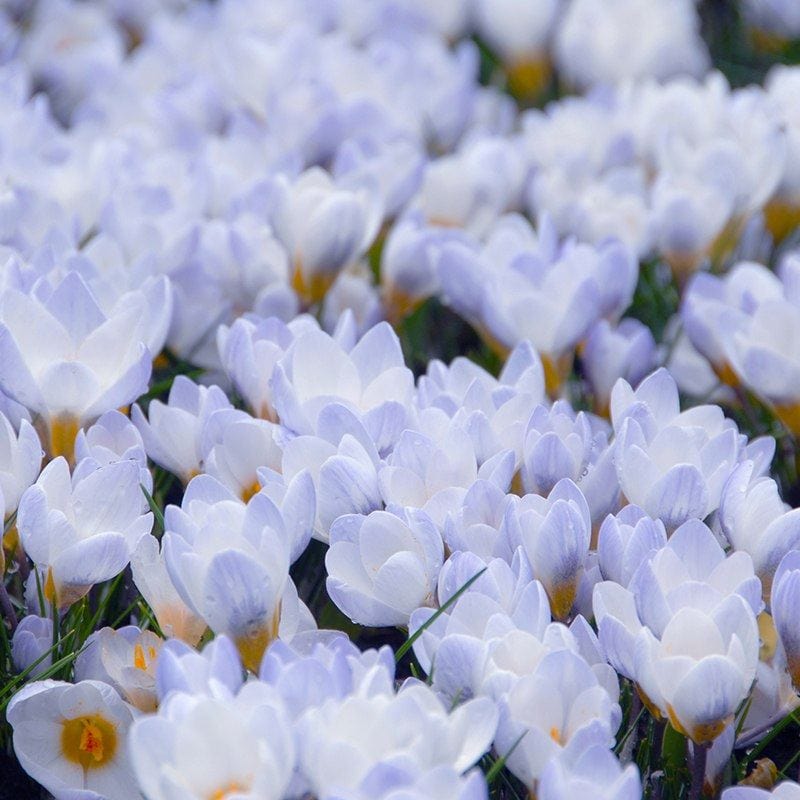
394;567;487;663
486;731;527;784
141;483;165;533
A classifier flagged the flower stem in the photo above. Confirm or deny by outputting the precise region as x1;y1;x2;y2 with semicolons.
689;741;708;800
0;577;17;632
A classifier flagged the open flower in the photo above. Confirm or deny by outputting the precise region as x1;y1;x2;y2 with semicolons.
75;626;163;713
539;745;642;800
634;595;759;743
0;271;155;459
295;682;497;798
271;319;414;453
611;369;744;530
720;460;800;598
268;167;382;304
130;682;294;800
131;376;232;485
8;679;139;800
17;456;153;609
326;507;444;627
163;477;292;671
502;479;591;619
495;649;620;791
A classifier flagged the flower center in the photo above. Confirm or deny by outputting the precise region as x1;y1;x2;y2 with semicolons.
210;782;248;800
61;715;117;769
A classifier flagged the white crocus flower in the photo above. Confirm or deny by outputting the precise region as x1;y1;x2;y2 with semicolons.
130;534;208;647
268;166;382;304
326;507;444;627
75;626;163;713
162;476;292;671
17;456;153;609
0;271;155;459
634;595;759;744
295;682;497;797
130;682;294;800
720;460;800;598
495;648;620;791
8;679;139;800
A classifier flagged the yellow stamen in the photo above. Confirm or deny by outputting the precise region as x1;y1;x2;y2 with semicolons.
549;726;561;743
61;715;117;769
240;480;261;504
210;782;249;800
133;643;147;671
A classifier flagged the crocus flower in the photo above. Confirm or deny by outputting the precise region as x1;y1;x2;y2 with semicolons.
0;411;42;519
268;166;382;304
0;271;153;459
538;746;642;800
74;409;151;491
472;0;559;98
17;456;153;609
75;626;163;713
554;0;709;89
596;505;667;587
634;595;759;743
581;319;657;416
326;507;444;628
271;319;414;453
130;681;295;800
410;551;551;702
217;314;307;422
130;534;207;647
295;682;497;798
155;635;244;703
771;551;800;688
519;401;620;525
11;614;53;680
162;477;292;670
719;460;800;598
131;376;232;485
8;679;139;800
501;479;591;619
611;369;744;530
495;649;620;791
259;634;396;719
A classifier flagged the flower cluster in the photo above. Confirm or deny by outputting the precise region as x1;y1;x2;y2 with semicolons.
2;1;800;799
